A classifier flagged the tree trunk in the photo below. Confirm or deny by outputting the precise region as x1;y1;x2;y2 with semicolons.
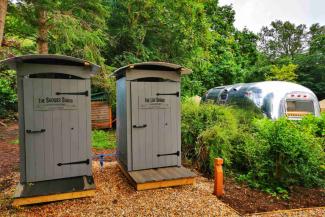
0;0;8;46
37;9;48;54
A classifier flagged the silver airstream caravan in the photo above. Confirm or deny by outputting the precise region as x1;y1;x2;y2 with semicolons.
202;81;321;120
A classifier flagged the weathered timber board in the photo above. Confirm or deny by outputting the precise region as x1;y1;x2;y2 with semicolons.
118;163;196;190
129;166;195;183
12;190;95;207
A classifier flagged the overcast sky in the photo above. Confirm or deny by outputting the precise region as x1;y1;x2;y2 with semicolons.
218;0;325;33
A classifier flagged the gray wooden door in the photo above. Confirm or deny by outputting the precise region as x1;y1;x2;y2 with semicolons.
23;78;91;182
131;81;180;170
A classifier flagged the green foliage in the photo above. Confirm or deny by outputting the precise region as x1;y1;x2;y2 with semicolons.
258;20;308;59
239;118;325;190
184;4;259;96
3;0;113;113
181;100;261;175
8;0;108;58
0;70;17;118
294;53;325;99
104;0;259;97
197;123;235;174
91;130;116;150
105;0;211;67
181;100;235;161
299;113;325;139
309;23;325;55
248;21;324;99
10;138;19;145
182;101;325;193
266;63;298;81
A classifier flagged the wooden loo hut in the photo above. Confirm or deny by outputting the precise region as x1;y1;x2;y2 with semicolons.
114;62;196;190
0;54;100;206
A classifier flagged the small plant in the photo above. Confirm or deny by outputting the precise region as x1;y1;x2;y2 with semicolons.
10;139;19;145
91;130;116;149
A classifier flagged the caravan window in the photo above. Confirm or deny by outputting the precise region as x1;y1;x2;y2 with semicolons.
207;89;220;99
286;100;314;117
220;90;228;101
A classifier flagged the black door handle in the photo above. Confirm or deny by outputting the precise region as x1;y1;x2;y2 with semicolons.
57;159;90;166
26;129;46;134
56;91;88;96
157;151;180;157
156;91;179;97
133;124;147;128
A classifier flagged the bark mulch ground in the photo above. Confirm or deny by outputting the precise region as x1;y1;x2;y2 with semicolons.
92;148;117;162
0;121;19;180
0;163;239;217
220;177;325;216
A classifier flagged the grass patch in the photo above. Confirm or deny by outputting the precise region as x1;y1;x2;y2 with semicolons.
10;139;19;145
91;130;116;149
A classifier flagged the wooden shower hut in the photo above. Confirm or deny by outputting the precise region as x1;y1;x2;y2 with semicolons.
0;54;100;206
114;62;196;190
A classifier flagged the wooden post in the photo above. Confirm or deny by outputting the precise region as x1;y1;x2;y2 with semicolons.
0;0;8;46
37;9;48;54
214;158;224;197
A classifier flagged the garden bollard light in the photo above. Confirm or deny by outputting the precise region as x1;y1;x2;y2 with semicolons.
214;158;224;197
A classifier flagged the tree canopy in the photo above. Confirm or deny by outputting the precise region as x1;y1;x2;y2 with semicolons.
0;0;324;108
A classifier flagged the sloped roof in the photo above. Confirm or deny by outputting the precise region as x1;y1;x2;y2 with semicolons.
113;62;192;79
0;54;100;74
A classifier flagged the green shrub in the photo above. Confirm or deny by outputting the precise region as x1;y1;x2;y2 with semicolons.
91;130;116;149
181;99;261;175
239;118;325;189
0;70;17;118
299;113;325;138
181;100;237;165
181;99;325;194
197;124;235;174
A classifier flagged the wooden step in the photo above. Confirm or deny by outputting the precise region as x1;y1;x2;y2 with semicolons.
118;163;196;191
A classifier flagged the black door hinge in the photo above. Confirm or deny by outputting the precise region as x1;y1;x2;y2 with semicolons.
57;159;90;166
157;151;180;157
56;91;88;96
156;91;179;97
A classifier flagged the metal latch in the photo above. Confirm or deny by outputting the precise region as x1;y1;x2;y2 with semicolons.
156;91;179;97
56;91;88;96
26;129;46;134
157;151;180;157
57;159;90;166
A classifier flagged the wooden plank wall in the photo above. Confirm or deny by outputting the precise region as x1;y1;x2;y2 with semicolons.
91;101;112;129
